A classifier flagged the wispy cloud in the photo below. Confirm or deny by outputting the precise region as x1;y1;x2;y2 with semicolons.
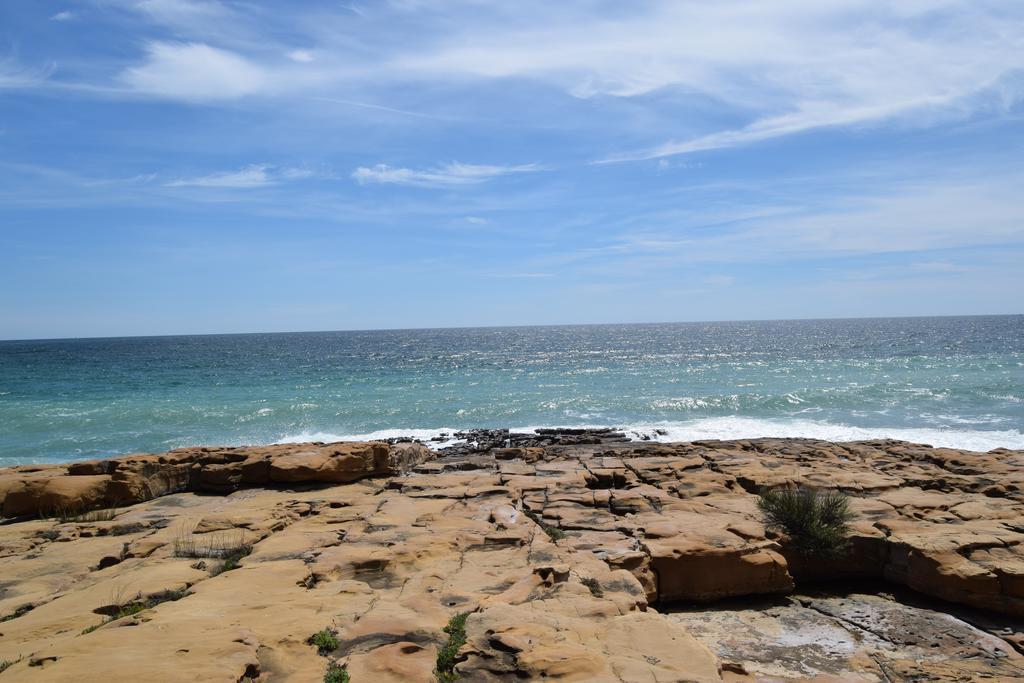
601;98;956;162
482;271;554;279
394;1;1024;159
304;96;451;121
910;261;972;274
0;59;53;89
590;174;1024;264
288;49;314;63
83;0;1024;162
50;10;74;21
127;0;233;34
164;164;274;188
352;162;541;188
163;164;331;188
121;42;267;101
280;167;316;180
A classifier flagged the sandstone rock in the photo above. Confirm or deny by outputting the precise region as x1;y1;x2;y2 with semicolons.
268;444;388;483
0;441;433;518
1;436;1023;681
671;590;1024;681
1;475;110;517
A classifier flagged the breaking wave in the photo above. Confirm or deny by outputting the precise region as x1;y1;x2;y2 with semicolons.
275;417;1024;452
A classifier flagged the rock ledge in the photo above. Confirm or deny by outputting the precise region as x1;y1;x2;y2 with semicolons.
1;435;1023;681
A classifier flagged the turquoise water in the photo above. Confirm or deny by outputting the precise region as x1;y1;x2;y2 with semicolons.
1;316;1022;463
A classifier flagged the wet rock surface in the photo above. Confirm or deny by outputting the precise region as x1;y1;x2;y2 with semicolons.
1;433;1023;681
408;427;634;455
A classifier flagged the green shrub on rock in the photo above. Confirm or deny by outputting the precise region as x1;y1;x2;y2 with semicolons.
757;486;853;558
435;612;469;682
309;628;340;655
522;508;566;541
323;661;349;683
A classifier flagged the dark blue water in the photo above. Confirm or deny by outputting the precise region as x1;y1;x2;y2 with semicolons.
1;316;1022;463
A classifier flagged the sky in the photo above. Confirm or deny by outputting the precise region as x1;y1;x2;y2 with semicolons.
1;0;1023;339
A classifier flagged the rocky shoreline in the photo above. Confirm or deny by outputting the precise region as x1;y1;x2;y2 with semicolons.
1;431;1023;681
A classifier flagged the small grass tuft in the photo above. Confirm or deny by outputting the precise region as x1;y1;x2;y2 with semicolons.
435;612;469;682
0;657;22;673
0;603;35;623
51;505;119;523
143;587;189;605
174;528;253;575
82;587;189;634
113;601;147;619
323;661;349;683
757;486;854;558
309;628;340;656
522;508;566;541
210;544;253;576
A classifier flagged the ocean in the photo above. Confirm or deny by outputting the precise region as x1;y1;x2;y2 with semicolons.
1;315;1022;464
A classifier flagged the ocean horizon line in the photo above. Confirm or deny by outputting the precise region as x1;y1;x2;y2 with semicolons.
2;311;1021;344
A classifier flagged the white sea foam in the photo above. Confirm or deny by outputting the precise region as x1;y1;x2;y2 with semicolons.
275;419;1024;452
275;428;466;450
625;417;1024;452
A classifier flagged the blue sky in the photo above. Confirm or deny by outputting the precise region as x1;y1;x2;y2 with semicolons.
1;0;1023;339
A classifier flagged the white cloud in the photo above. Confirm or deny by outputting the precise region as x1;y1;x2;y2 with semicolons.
288;50;315;63
50;10;74;21
465;216;490;225
393;1;1024;158
484;271;554;279
280;167;315;180
0;59;52;89
607;110;861;161
27;0;1024;162
163;164;326;188
598;175;1024;263
121;42;267;101
352;162;541;188
744;180;1024;256
97;0;1024;157
165;164;272;188
603;97;960;162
